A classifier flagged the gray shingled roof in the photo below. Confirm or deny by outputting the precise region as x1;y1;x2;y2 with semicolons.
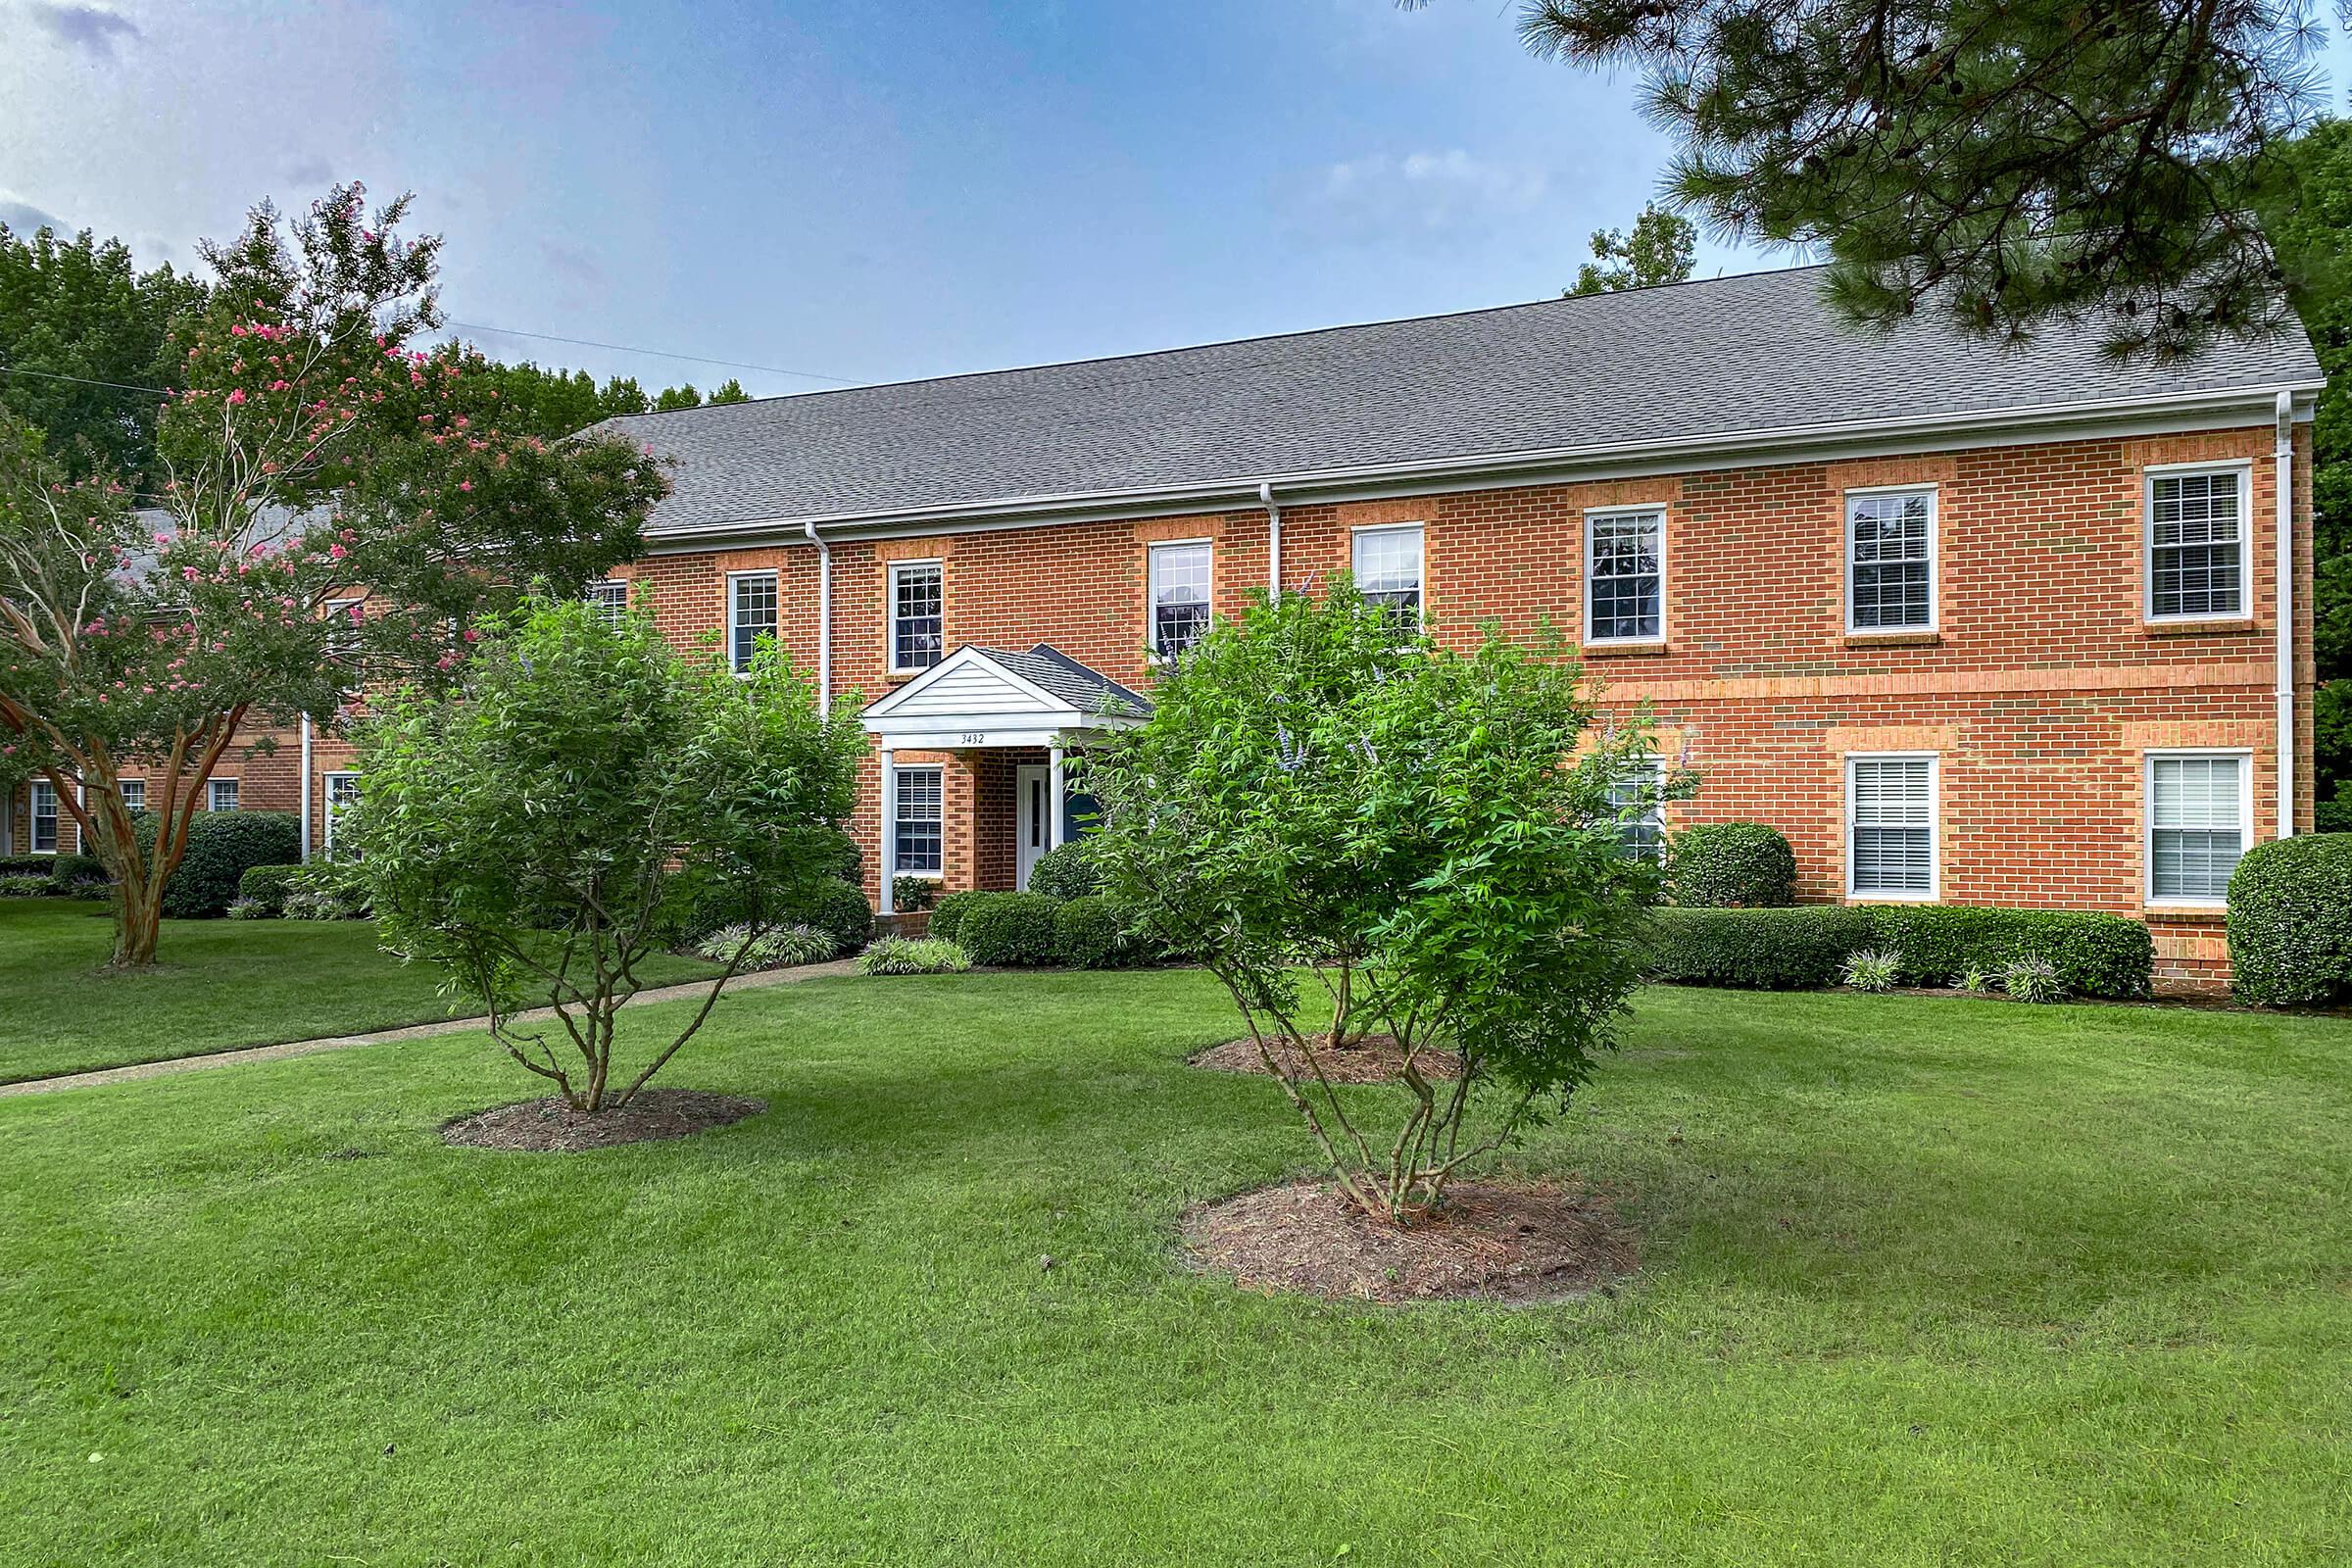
606;267;2322;536
981;645;1152;717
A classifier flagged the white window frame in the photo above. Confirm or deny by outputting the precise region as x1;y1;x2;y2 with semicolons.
28;778;59;855
585;579;629;626
1584;506;1667;646
2143;748;2254;907
1351;522;1424;628
891;764;945;877
1606;755;1667;860
727;570;779;676
323;772;362;859
1844;752;1939;902
119;778;146;813
209;777;240;813
2143;461;2253;624
1147;539;1214;661
887;560;946;675
1843;484;1938;634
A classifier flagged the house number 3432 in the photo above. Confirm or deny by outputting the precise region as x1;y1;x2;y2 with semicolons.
959;732;988;745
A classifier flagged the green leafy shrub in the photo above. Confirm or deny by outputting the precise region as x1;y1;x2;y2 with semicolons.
1955;964;1995;994
1027;841;1103;901
45;853;109;890
694;921;839;970
2227;833;2352;1005
281;860;370;920
1842;949;1901;991
0;856;52;878
2001;956;2067;1004
237;862;304;917
891;874;939;912
929;890;987;945
224;897;268;920
1645;906;1875;989
808;879;873;956
0;872;51;898
855;935;972;975
1054;895;1136;968
956;891;1063;966
130;809;301;918
1665;821;1796;907
1867;905;2151;999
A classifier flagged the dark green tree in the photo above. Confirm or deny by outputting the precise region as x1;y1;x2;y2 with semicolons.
653;382;703;412
1494;0;2328;359
707;377;752;405
1567;202;1696;295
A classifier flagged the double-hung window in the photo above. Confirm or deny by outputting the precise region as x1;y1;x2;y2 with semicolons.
893;765;943;875
1606;757;1666;861
585;579;629;626
324;773;362;859
119;779;145;813
1149;542;1211;660
2146;466;2249;620
1846;488;1936;631
1846;755;1936;899
889;562;945;672
729;571;778;674
1586;508;1664;643
210;778;240;812
1351;524;1423;631
2147;753;2249;904
29;779;59;854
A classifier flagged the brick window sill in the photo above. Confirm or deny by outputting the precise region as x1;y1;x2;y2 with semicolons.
2143;618;2256;637
1581;640;1671;659
2143;904;2228;922
1841;630;1941;649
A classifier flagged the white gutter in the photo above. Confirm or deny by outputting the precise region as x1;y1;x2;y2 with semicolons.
803;519;833;716
1258;480;1282;600
298;713;314;862
2277;389;2297;839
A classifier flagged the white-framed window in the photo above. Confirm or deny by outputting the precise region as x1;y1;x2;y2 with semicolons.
324;596;364;690
210;777;240;812
1845;754;1936;900
889;561;945;673
585;579;629;626
893;765;944;874
729;571;778;674
2146;465;2250;620
119;779;146;813
1606;756;1666;861
1149;541;1212;659
29;779;59;855
324;772;362;859
1351;524;1423;630
1846;487;1936;632
1586;508;1664;643
2146;751;2251;905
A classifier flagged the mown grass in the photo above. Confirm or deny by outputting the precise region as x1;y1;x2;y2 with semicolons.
0;897;715;1083
1;971;2347;1565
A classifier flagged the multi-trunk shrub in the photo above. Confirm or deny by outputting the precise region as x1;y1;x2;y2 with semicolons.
2228;833;2352;1006
1644;904;2153;998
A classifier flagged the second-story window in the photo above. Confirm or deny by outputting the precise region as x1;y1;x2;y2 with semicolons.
2147;468;2247;619
585;579;629;626
890;561;945;672
730;571;777;673
1352;524;1423;631
1149;542;1211;660
1847;489;1936;631
1586;509;1664;643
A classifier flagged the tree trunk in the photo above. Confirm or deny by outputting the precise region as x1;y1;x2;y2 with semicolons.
109;865;164;970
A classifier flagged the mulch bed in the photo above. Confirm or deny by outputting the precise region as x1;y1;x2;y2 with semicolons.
440;1089;766;1152
1182;1179;1637;1304
1189;1032;1462;1084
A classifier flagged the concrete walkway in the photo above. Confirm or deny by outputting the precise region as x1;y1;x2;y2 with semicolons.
0;959;859;1099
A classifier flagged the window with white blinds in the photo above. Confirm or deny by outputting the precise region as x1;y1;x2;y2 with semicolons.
2148;754;2247;902
2147;468;2247;619
1846;756;1936;898
1587;509;1664;642
893;766;944;874
1846;489;1936;630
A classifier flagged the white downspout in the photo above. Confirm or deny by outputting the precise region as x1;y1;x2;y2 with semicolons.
804;519;832;716
299;713;314;862
1259;480;1282;601
2276;389;2297;840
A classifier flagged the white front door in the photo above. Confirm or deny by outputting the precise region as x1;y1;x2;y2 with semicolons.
1015;764;1052;890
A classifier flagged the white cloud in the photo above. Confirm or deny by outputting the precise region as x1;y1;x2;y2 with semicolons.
1304;149;1548;243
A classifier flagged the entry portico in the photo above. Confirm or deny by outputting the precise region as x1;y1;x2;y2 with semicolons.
861;644;1150;913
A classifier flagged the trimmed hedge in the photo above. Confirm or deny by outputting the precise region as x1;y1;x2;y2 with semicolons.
1867;905;2152;999
1665;821;1796;907
132;809;301;918
807;879;874;956
1644;903;2154;998
928;890;988;946
1645;906;1877;990
237;862;304;917
0;854;107;889
956;892;1063;966
1027;841;1104;902
2228;833;2352;1006
1054;896;1132;969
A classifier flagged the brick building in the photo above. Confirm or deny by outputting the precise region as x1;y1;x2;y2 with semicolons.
12;268;2321;988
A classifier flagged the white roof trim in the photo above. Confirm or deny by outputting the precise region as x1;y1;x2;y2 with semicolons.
861;645;1147;744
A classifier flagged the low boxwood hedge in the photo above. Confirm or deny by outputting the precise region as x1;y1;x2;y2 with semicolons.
928;890;987;946
1645;906;1877;990
1867;905;2152;999
2227;833;2352;1006
956;892;1063;966
1027;841;1104;902
1664;821;1796;907
1054;895;1133;969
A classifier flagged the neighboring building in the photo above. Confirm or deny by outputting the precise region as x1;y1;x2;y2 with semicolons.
61;266;2322;990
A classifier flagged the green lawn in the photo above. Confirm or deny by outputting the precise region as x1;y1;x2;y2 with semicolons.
1;973;2348;1565
0;898;717;1083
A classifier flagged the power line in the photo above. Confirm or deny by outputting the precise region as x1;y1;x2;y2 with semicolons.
438;318;858;386
0;363;172;397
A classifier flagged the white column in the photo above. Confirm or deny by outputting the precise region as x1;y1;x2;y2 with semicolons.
877;749;897;915
1047;745;1066;851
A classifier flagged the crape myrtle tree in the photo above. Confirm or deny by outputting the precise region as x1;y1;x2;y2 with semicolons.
1080;582;1677;1221
0;184;665;968
350;595;865;1114
1434;0;2333;360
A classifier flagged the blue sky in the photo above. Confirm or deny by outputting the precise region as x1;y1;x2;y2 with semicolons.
3;1;2351;399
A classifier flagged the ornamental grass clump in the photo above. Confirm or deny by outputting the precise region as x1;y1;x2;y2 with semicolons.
1841;949;1902;992
2001;956;2067;1004
1083;579;1681;1223
856;936;972;975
